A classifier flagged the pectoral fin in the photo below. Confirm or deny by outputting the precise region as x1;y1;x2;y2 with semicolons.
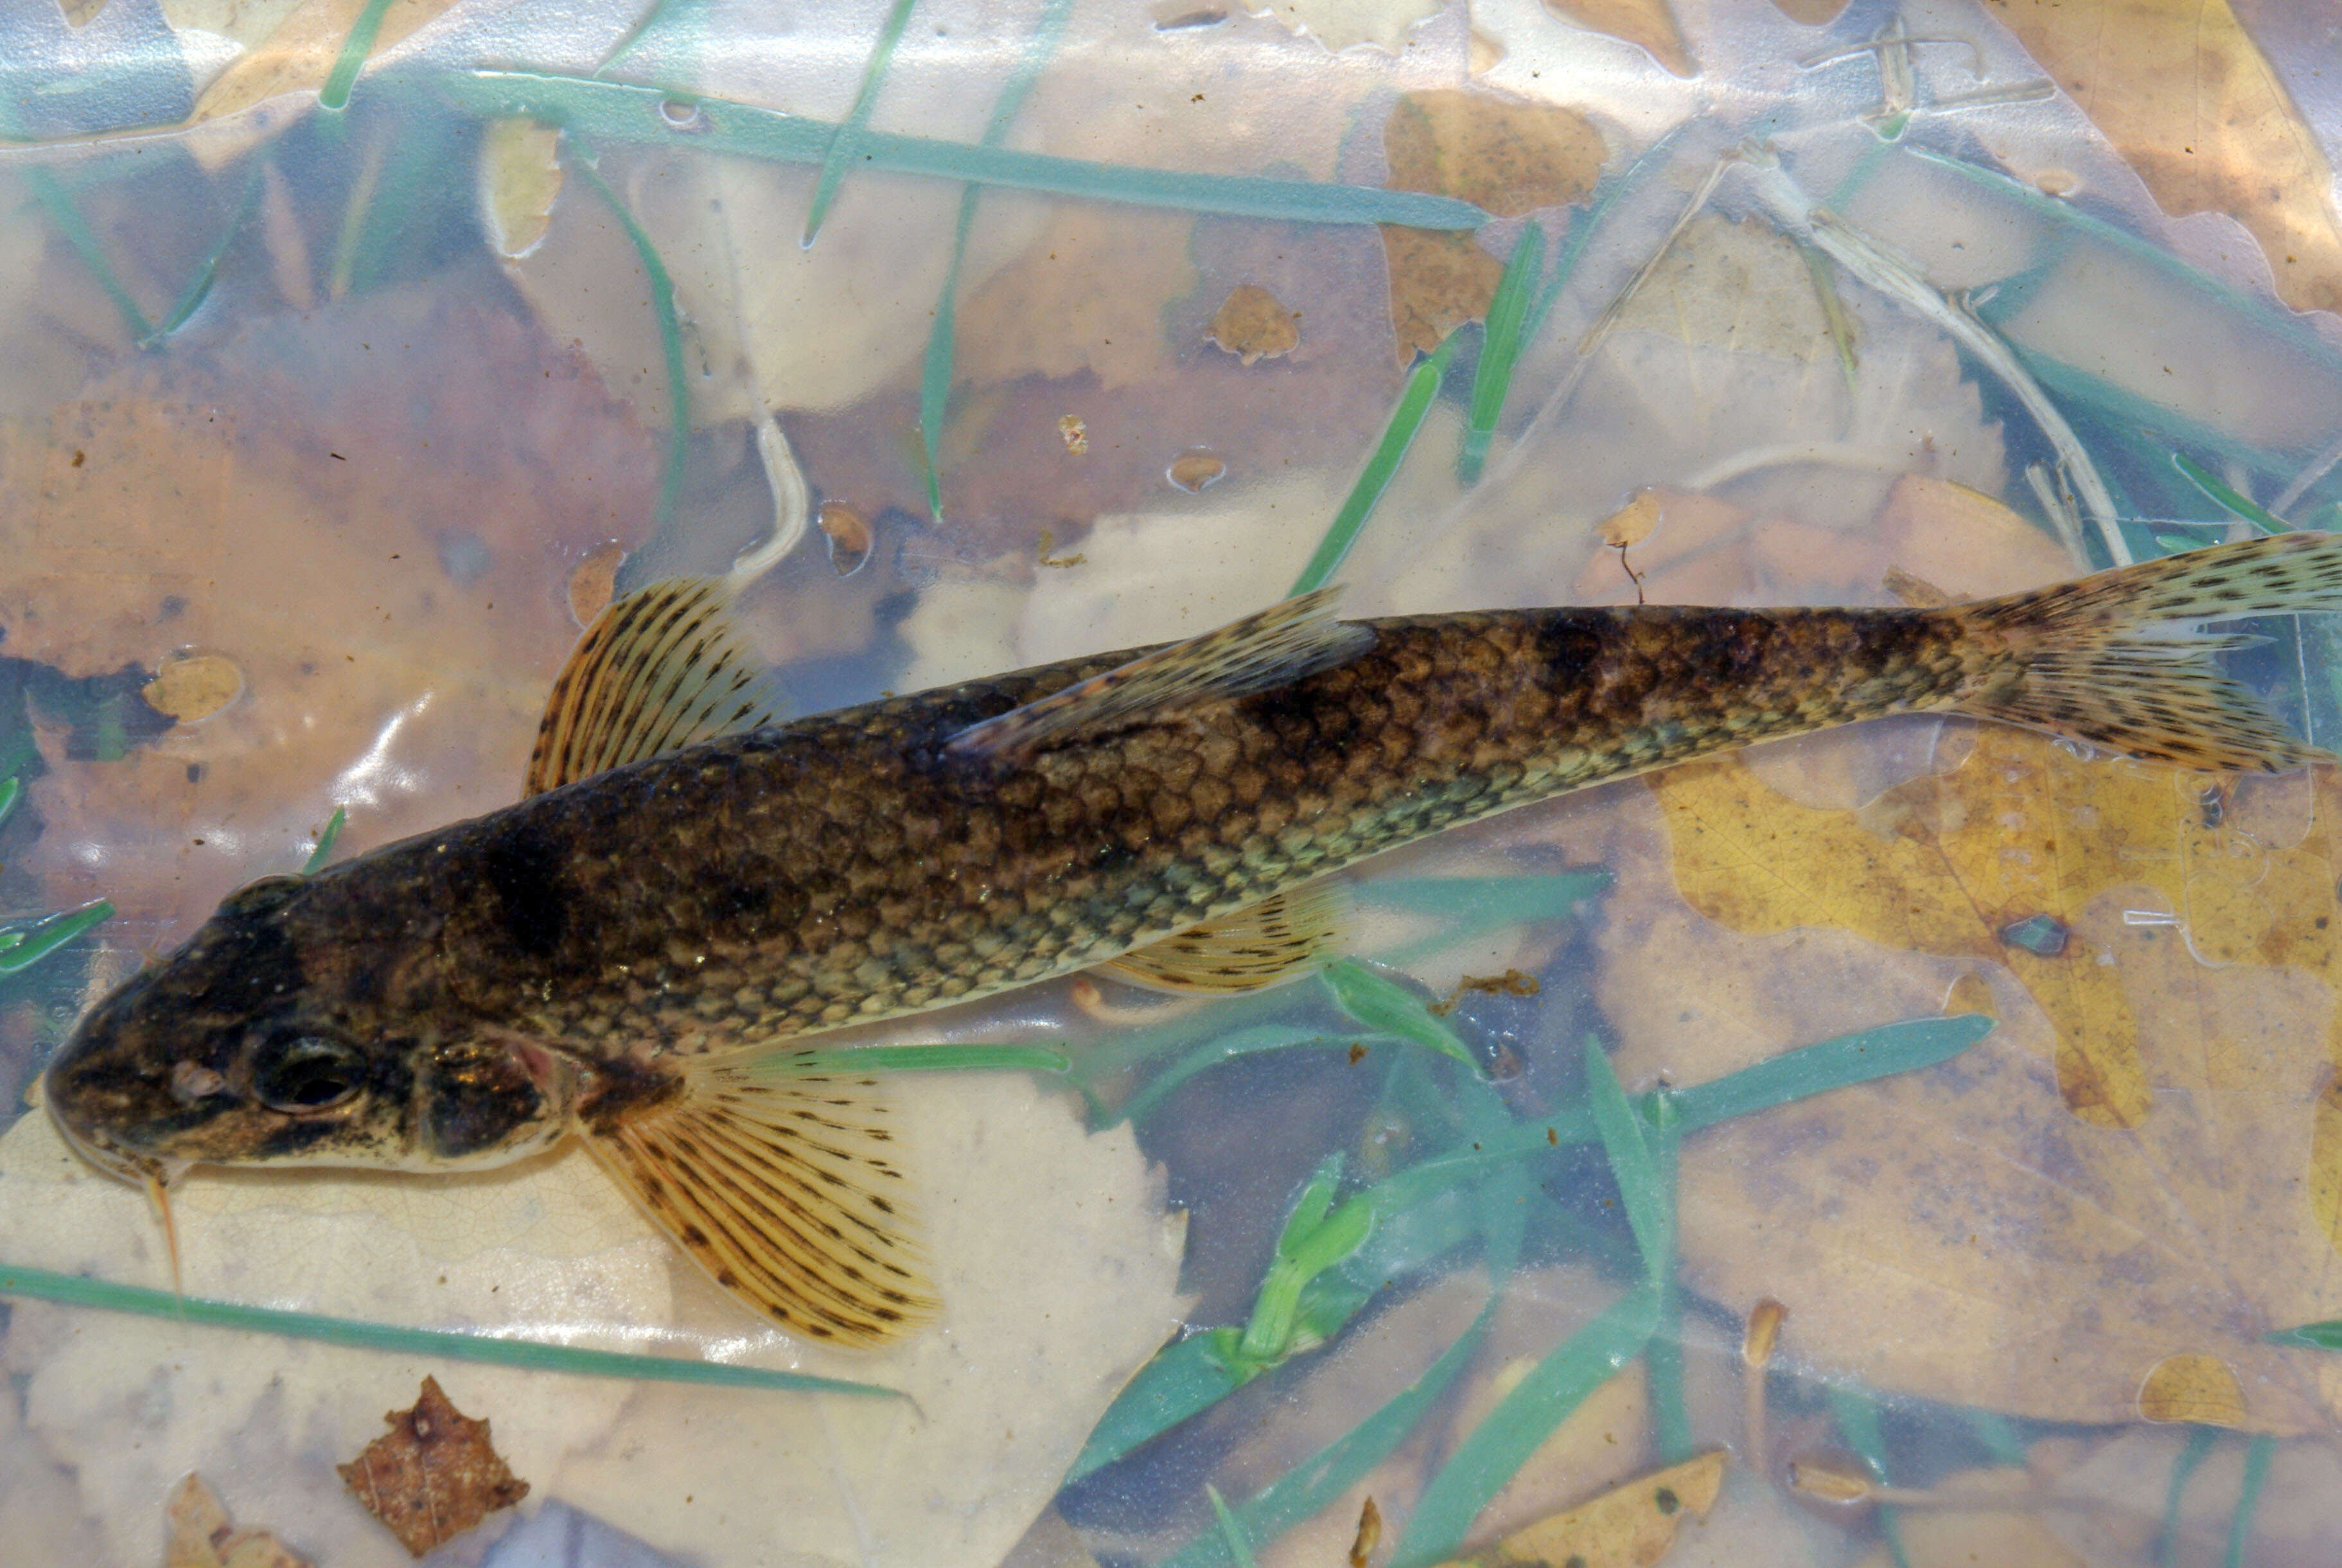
527;576;787;795
944;588;1374;764
579;1054;934;1346
1102;884;1351;994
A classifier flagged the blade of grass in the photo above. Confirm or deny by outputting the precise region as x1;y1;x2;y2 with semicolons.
2226;1433;2272;1568
0;900;113;976
1287;334;1460;595
2265;1318;2342;1348
1116;1028;1398;1127
1391;1283;1662;1568
1456;223;1543;484
1828;1383;1911;1568
0;776;21;832
802;0;920;247
25;168;151;341
1584;1039;1672;1275
302;806;346;874
572;147;689;527
2158;1425;2219;1568
149;162;263;343
1364;870;1610;967
432;73;1490;230
2172;452;2289;534
1671;1013;1991;1133
0;1262;897;1396
320;0;401;112
1206;1485;1259;1568
1519;121;1687;347
920;0;1075;518
1321;960;1477;1071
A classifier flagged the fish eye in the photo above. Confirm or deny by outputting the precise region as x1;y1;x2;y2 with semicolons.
252;1035;365;1114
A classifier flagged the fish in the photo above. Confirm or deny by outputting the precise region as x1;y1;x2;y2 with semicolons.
41;532;2342;1345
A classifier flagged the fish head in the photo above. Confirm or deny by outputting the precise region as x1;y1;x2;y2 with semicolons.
45;870;580;1185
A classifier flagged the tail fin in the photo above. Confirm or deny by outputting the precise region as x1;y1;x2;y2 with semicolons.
1956;533;2342;771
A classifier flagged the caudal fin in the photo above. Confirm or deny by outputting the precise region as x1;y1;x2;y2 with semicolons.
1956;532;2342;771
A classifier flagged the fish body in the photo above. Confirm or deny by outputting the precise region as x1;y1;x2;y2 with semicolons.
44;534;2342;1343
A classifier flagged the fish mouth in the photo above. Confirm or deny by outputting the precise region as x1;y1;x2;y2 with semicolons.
43;1093;186;1192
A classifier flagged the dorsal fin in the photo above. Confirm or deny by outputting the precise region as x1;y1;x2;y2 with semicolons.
1102;885;1352;994
526;576;786;795
579;1052;935;1347
944;589;1375;764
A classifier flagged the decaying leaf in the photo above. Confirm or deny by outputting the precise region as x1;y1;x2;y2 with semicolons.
338;1377;529;1558
167;1474;315;1568
1540;0;1692;77
953;207;1200;392
477;118;565;262
1770;0;1849;21
1548;719;2342;1432
1982;0;2342;314
1438;1450;1725;1567
1381;90;1603;360
1598;489;1661;549
142;653;242;723
1207;285;1301;366
2137;1352;2248;1426
565;540;624;627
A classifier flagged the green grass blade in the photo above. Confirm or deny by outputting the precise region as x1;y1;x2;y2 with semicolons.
2265;1318;2342;1348
150;163;263;342
2158;1425;2219;1568
572;147;689;526
1645;1284;1693;1464
1457;223;1543;484
1288;335;1459;596
1829;1383;1911;1568
919;0;1075;518
1520;121;1687;347
2172;452;2289;534
0;1263;897;1396
1321;960;1477;1071
1392;1284;1661;1567
2226;1433;2272;1568
1116;1027;1386;1127
1584;1038;1672;1277
1068;1326;1249;1482
320;0;400;110
0;901;113;976
802;0;920;246
780;1043;1070;1074
1362;871;1610;968
302;805;347;874
1672;1014;1993;1134
27;168;151;341
434;73;1488;229
1206;1485;1259;1568
0;776;21;833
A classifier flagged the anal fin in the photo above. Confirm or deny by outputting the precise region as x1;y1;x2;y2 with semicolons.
527;575;788;795
1102;884;1351;995
944;588;1374;764
579;1054;935;1347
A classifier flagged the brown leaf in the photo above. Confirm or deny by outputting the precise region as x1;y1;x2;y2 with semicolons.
1381;90;1603;360
2137;1352;2248;1426
1206;285;1301;366
191;0;461;125
478;117;565;263
166;1474;313;1568
1540;0;1693;76
142;653;243;723
1770;0;1848;20
1982;0;2342;315
1436;1450;1726;1568
338;1377;529;1557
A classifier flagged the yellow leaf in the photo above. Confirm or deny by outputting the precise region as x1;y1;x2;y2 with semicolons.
477;118;564;263
1982;0;2342;315
141;653;243;723
1436;1450;1725;1568
1540;0;1692;76
1206;285;1301;367
2138;1352;2248;1426
1380;90;1603;360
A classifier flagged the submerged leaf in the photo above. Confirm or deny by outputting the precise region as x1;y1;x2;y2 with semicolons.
1432;1449;1725;1568
337;1377;528;1558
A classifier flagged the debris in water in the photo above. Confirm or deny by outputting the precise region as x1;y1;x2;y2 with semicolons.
1206;283;1301;366
166;1474;314;1568
142;655;243;723
818;501;874;576
338;1377;530;1558
1167;450;1228;492
567;541;625;626
1058;415;1090;455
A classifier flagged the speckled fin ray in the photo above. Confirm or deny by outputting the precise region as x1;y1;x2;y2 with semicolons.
1103;884;1352;994
945;588;1376;764
526;576;786;795
1960;532;2342;771
579;1054;935;1347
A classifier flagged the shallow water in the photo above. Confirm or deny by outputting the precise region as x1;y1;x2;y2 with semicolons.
6;3;2342;1565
